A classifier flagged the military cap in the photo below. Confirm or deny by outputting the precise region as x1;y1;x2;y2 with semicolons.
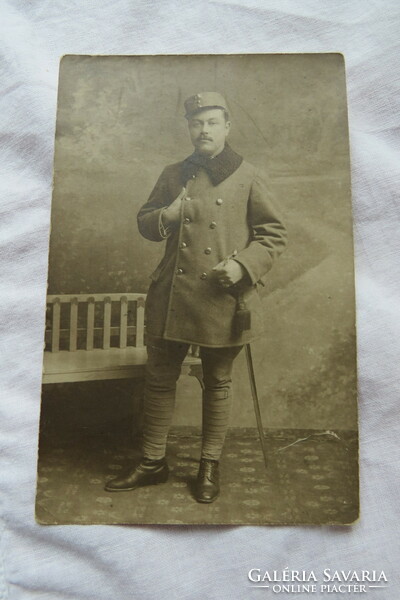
184;92;228;118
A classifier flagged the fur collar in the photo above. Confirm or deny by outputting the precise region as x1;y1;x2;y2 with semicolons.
181;143;243;186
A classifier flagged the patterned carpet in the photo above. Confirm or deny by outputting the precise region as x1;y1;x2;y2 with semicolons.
36;427;358;526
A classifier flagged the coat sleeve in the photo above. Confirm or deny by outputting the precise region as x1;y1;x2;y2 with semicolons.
137;167;173;242
234;169;287;284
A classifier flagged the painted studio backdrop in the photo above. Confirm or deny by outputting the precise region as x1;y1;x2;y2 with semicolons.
37;55;358;525
45;54;356;431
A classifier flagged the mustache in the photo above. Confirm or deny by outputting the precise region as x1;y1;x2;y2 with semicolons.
198;136;213;141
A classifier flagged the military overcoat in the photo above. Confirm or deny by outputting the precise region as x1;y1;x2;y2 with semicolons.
137;146;287;347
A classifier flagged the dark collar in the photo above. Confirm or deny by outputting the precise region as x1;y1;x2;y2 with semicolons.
181;143;243;186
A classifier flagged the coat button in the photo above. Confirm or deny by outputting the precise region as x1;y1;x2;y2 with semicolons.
209;221;217;229
183;217;191;224
200;273;208;280
204;247;212;255
180;242;187;249
216;198;223;205
176;268;184;275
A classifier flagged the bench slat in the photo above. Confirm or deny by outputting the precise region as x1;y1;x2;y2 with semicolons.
69;298;78;351
103;297;111;349
136;297;145;347
86;298;95;350
120;296;128;348
51;299;61;353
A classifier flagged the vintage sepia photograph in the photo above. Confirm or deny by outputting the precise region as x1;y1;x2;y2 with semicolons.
36;54;358;525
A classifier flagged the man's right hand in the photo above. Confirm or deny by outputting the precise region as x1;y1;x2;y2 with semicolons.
162;187;186;225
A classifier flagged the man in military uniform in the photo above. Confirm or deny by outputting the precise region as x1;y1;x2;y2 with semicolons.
105;92;287;503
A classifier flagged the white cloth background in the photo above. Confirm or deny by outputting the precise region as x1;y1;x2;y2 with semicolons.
1;1;399;598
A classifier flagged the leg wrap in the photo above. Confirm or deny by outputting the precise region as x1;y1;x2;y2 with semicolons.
142;336;189;460
200;345;243;460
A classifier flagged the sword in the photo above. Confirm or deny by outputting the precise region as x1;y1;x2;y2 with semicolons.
245;343;268;469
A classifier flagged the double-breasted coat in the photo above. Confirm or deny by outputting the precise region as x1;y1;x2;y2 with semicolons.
137;145;287;347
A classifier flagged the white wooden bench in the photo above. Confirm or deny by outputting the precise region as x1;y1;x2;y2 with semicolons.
42;293;203;386
42;293;268;466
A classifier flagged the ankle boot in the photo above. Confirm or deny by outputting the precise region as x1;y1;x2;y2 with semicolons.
195;458;220;503
104;457;169;492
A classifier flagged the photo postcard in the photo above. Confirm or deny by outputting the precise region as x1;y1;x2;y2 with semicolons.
35;53;358;525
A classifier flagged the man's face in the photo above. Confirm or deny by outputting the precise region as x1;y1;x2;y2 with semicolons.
187;108;231;157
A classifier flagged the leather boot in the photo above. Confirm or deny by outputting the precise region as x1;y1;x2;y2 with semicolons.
104;457;169;492
194;458;220;503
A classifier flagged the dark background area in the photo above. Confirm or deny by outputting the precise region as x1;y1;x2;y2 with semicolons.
43;54;357;430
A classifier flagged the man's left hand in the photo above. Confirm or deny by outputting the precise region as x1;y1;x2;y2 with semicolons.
212;259;245;288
